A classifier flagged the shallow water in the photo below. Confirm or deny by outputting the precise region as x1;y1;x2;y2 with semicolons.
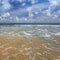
0;25;60;60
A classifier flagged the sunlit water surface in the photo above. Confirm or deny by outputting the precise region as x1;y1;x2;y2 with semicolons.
0;25;60;60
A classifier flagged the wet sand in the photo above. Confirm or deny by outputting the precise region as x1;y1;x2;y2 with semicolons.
0;35;60;60
53;35;60;42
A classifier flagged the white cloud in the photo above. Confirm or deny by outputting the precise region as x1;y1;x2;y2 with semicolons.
49;0;59;6
48;0;60;10
46;0;60;15
2;0;11;10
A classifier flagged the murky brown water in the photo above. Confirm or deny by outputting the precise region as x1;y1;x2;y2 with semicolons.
0;35;60;60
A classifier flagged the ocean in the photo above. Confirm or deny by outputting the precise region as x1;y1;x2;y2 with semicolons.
0;25;60;60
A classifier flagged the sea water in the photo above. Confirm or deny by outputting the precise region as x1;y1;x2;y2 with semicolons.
0;25;60;60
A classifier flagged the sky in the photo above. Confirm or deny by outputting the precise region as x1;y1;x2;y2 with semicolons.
0;0;59;10
0;0;49;10
0;0;60;23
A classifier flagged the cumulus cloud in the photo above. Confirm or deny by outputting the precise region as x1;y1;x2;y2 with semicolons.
1;0;11;10
48;0;60;14
49;0;59;6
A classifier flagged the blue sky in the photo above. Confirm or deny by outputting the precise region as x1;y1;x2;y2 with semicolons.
0;0;49;9
0;0;60;23
0;0;60;12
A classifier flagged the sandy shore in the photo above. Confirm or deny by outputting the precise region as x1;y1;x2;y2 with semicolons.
0;35;60;60
53;35;60;42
